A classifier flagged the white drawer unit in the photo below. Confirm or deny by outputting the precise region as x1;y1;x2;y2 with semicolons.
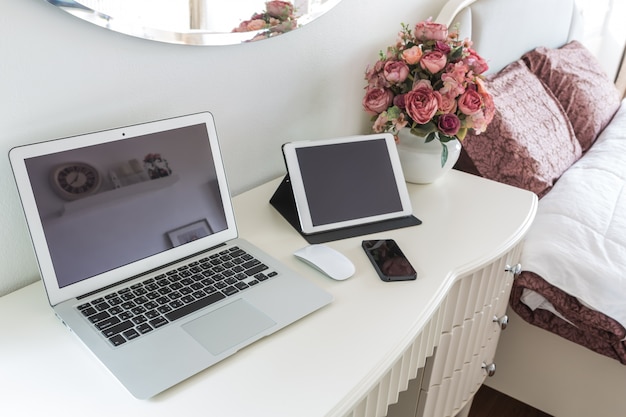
382;244;521;417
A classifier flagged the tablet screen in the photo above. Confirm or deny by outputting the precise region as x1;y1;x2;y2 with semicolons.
282;134;412;234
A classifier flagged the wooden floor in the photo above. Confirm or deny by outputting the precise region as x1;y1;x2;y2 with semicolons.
468;385;553;417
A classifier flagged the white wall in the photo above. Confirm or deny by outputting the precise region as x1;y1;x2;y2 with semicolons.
576;0;626;81
0;0;444;296
3;0;622;297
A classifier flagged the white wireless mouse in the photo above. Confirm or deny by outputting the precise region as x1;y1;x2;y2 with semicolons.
293;244;355;281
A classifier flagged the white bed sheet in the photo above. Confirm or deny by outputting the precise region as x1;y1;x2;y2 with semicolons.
520;99;626;330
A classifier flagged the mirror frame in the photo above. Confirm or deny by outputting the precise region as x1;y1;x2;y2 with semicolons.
45;0;342;45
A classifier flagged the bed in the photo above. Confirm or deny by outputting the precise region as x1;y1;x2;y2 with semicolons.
437;0;626;365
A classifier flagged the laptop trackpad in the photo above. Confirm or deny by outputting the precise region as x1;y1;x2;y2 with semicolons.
182;299;276;355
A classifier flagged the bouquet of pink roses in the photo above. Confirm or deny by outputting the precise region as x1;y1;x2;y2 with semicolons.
363;19;495;165
232;1;297;41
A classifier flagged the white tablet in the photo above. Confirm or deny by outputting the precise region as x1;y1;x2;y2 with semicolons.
282;134;413;235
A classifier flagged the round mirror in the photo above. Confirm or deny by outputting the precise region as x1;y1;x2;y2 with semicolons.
46;0;342;45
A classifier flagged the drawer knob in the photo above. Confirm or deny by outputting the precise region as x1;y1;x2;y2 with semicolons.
493;315;509;330
505;263;522;276
482;362;496;377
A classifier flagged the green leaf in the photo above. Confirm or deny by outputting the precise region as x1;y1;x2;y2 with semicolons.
456;127;468;141
387;105;403;119
438;134;456;143
425;131;438;143
410;122;436;138
440;142;448;167
448;46;464;62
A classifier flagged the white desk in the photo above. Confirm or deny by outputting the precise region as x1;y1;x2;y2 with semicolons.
0;170;536;417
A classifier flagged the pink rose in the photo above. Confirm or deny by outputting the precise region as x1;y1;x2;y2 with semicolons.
440;72;465;97
404;85;439;124
420;50;447;74
448;61;470;83
414;20;448;41
383;60;410;84
434;40;451;54
365;60;387;88
233;19;266;32
465;48;489;74
471;85;495;133
437;92;458;113
393;93;406;109
245;19;267;31
458;89;483;115
391;112;409;132
476;80;495;125
401;45;422;65
437;113;461;136
468;111;488;134
271;18;297;33
478;87;495;126
372;112;389;133
372;110;408;133
363;87;393;115
266;1;294;18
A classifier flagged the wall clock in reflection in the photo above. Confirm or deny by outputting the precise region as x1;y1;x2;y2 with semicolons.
44;0;343;45
51;162;102;201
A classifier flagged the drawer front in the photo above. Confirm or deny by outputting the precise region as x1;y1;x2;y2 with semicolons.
416;243;522;417
353;243;523;417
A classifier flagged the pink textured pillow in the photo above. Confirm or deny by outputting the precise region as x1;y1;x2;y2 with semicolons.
523;41;621;152
461;60;582;197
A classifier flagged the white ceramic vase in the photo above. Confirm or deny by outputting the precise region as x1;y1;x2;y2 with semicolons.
396;128;462;184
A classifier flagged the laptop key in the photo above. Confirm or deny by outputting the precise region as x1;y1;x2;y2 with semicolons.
94;301;110;311
157;305;172;314
108;296;123;306
95;316;121;330
80;306;98;317
88;311;110;323
255;273;269;281
246;264;269;276
102;320;133;338
123;329;140;340
137;323;153;334
165;291;226;321
191;290;207;299
222;286;238;296
181;295;195;304
144;301;159;310
121;301;135;310
145;310;160;319
119;311;133;320
150;317;168;328
109;334;127;346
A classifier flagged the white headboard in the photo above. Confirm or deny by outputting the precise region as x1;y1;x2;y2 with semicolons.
435;0;583;74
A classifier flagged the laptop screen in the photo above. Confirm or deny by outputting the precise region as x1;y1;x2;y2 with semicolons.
11;114;237;304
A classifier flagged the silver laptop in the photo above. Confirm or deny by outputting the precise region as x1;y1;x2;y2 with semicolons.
9;112;332;399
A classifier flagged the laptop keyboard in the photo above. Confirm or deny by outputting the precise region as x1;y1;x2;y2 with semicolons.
76;246;278;347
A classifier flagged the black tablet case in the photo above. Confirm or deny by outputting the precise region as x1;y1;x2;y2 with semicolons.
269;175;421;244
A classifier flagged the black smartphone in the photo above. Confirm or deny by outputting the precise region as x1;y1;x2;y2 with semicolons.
362;239;417;282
